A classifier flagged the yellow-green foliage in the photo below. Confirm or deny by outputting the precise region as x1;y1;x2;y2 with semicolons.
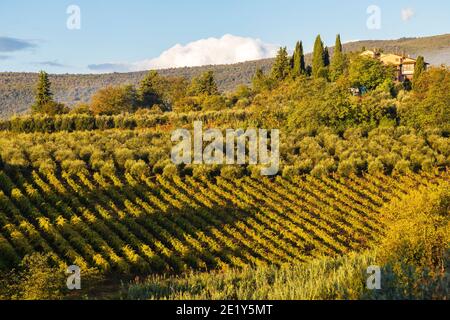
0;253;66;300
128;253;378;300
379;181;449;272
127;180;449;300
128;248;448;300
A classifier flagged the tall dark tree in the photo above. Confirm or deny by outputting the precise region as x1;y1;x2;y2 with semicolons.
323;47;330;67
32;71;53;113
139;70;162;107
334;34;343;55
330;34;346;81
271;47;290;81
291;41;306;77
413;56;426;88
312;35;326;78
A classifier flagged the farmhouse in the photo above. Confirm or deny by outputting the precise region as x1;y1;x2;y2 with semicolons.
361;50;427;82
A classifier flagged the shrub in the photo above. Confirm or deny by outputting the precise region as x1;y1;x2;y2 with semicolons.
282;165;300;179
192;165;220;179
125;159;149;178
114;148;135;168
162;163;179;177
201;95;227;111
393;159;411;175
39;101;69;116
310;158;336;177
100;160;117;177
0;253;65;300
61;159;88;175
379;182;449;273
367;158;384;175
91;85;138;115
220;166;245;180
337;159;358;177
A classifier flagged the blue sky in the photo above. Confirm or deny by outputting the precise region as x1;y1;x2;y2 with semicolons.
0;0;449;73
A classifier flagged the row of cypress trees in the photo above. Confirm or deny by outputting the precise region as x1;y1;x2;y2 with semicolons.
269;34;346;82
270;34;427;85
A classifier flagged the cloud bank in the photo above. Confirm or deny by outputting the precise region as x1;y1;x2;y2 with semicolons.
88;34;278;73
35;60;68;68
0;36;36;52
401;8;415;22
87;63;130;73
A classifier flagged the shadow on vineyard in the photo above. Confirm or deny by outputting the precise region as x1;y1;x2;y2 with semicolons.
128;179;450;300
0;163;390;275
1;155;448;299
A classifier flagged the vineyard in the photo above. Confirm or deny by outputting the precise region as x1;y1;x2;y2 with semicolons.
0;164;447;274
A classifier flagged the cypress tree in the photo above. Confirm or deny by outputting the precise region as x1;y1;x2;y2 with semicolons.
291;41;305;77
413;56;426;87
271;47;290;81
312;35;326;78
290;45;297;71
32;71;53;113
299;41;305;74
323;46;330;66
335;34;343;56
330;34;346;81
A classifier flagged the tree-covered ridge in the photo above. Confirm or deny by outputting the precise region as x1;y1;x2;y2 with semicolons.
0;59;273;118
0;32;448;177
0;34;449;118
3;35;449;131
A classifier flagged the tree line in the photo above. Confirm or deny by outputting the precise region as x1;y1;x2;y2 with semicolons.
7;33;448;134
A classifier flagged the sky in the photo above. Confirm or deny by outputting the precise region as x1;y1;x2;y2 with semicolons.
0;0;449;74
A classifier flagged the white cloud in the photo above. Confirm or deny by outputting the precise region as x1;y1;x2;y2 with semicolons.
343;39;361;44
88;34;278;72
401;8;415;22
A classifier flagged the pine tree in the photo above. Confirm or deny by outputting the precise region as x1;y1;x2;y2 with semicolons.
413;56;426;87
271;47;290;81
312;35;326;78
32;71;53;113
330;34;346;81
291;41;305;77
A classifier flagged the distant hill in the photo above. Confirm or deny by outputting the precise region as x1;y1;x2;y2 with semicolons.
340;34;450;65
0;34;448;118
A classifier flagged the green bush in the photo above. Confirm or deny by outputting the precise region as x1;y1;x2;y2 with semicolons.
0;253;65;300
220;165;245;179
